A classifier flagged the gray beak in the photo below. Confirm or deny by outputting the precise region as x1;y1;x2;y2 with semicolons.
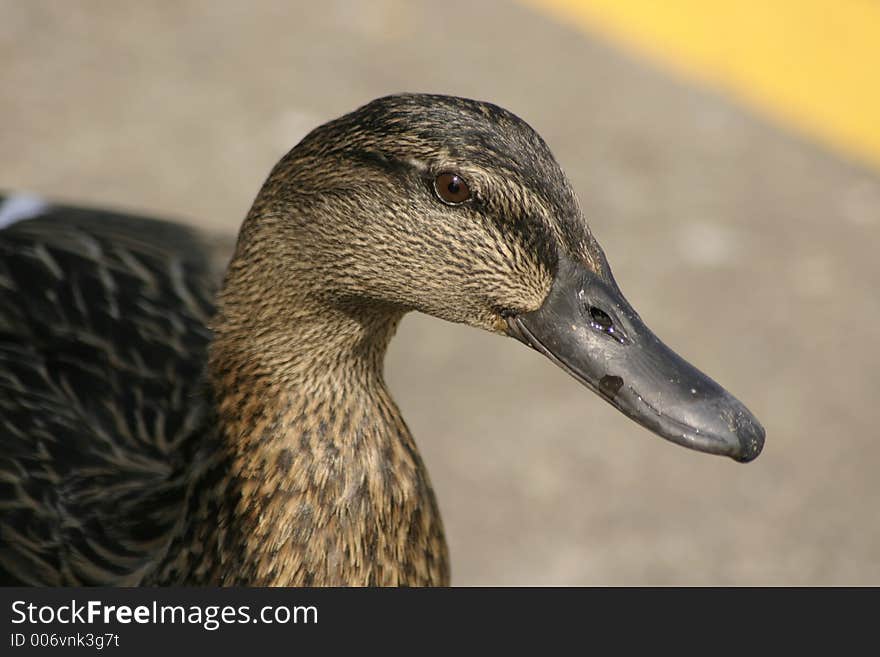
507;254;765;462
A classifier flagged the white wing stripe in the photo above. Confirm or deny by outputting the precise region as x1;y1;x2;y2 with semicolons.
0;194;49;229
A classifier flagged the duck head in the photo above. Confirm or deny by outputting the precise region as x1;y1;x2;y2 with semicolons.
247;93;764;462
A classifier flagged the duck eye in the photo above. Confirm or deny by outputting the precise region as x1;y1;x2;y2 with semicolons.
433;173;471;205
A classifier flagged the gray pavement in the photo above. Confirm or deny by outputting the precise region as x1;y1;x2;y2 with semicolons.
2;0;878;584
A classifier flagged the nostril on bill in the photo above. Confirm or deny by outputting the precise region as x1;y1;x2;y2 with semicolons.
588;306;613;330
587;306;627;344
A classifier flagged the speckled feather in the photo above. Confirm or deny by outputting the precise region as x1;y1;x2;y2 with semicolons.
0;94;604;586
0;206;218;585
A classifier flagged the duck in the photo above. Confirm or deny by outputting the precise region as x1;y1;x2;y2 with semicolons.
0;94;765;586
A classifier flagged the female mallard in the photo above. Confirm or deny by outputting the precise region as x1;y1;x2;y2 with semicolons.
0;94;764;586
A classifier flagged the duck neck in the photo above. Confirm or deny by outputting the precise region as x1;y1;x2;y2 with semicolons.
159;257;449;586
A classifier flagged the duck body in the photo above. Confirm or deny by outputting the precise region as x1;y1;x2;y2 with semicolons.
0;200;447;585
0;94;764;586
0;205;216;584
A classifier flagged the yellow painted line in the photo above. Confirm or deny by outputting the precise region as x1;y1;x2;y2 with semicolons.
521;0;880;171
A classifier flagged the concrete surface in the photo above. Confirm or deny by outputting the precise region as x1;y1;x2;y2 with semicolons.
1;0;878;585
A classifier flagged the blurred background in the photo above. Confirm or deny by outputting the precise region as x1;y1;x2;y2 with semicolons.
2;0;878;584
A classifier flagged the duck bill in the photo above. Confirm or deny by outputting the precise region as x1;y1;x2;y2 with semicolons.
507;254;764;462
